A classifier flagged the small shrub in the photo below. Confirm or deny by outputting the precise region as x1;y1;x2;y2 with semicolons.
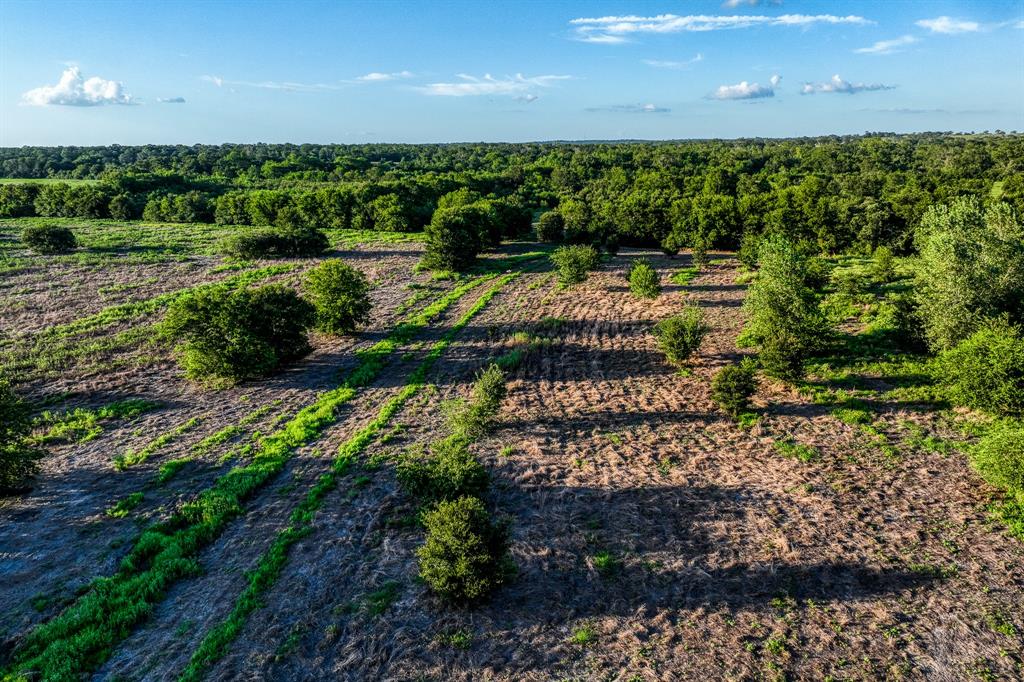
653;307;707;367
711;359;759;417
628;259;661;299
160;284;315;383
22;225;77;254
396;439;489;505
872;246;896;283
536;210;564;243
0;380;44;492
446;364;506;440
759;330;808;382
935;319;1024;416
830;269;871;295
873;292;928;351
803;256;831;290
303;261;371;335
970;421;1024;498
691;242;709;270
275;224;330;256
737;232;761;269
550;244;599;286
220;225;328;259
424;205;485;271
417;496;510;603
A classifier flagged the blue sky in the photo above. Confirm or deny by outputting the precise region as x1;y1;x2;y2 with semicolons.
1;0;1022;144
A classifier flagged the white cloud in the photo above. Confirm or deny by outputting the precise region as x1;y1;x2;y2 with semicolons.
586;103;671;113
916;16;980;34
722;0;780;7
356;70;413;82
22;67;136;106
854;35;918;55
801;74;895;94
514;94;539;103
644;54;703;69
419;73;571;97
569;13;870;43
157;96;186;103
201;74;341;91
711;74;780;100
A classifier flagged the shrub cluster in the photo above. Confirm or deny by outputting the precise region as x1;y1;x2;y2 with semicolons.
0;380;44;493
536;210;564;243
653;307;707;367
22;224;77;254
914;199;1024;350
935;319;1024;416
423;205;487;271
303;261;371;335
220;225;329;259
871;245;896;283
711;359;759;417
742;235;830;381
970;421;1024;503
401;363;513;603
550;244;599;286
417;496;511;603
628;259;661;299
160;284;315;383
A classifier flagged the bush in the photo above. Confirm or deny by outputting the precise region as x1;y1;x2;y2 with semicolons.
219;225;328;259
970;421;1024;497
0;380;44;492
711;359;758;417
417;496;510;603
446;364;506;440
550;244;599;286
935;319;1024;415
423;205;485;271
275;224;330;256
653;307;707;367
830;269;871;295
915;199;1024;350
628;259;661;299
303;261;371;335
874;292;927;351
742;235;829;380
160;284;315;383
737;232;761;269
536;210;564;243
396;438;489;505
22;225;77;254
691;242;709;270
872;245;896;283
759;330;808;382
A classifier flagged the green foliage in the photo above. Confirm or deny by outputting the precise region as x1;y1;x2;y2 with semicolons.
417;496;510;603
423;205;486;271
0;380;43;492
445;363;507;441
873;292;928;351
36;398;161;444
550;244;599;286
160;284;315;382
914;198;1024;350
871;245;896;283
105;492;144;518
536;210;564;243
220;225;329;259
396;438;489;505
711;359;759;417
742;235;829;381
935;319;1024;416
969;421;1024;496
22;224;77;254
653;307;707;367
628;259;661;299
737;231;761;269
303;260;372;335
775;438;819;462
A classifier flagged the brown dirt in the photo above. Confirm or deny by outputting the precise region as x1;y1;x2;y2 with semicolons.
3;246;1022;681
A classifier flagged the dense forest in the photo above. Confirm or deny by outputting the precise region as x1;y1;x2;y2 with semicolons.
2;134;1022;256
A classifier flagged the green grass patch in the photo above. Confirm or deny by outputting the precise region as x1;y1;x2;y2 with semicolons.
113;417;202;470
35;398;162;444
105;492;144;519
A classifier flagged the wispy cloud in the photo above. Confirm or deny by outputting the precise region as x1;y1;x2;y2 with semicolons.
569;13;870;43
854;35;918;55
201;75;342;91
722;0;781;7
711;74;780;100
916;16;980;34
643;54;703;69
22;67;136;106
157;96;186;103
418;73;571;97
585;103;671;113
514;94;539;103
355;70;413;82
801;74;895;94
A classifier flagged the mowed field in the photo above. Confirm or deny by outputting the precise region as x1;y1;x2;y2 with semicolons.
1;218;1022;681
